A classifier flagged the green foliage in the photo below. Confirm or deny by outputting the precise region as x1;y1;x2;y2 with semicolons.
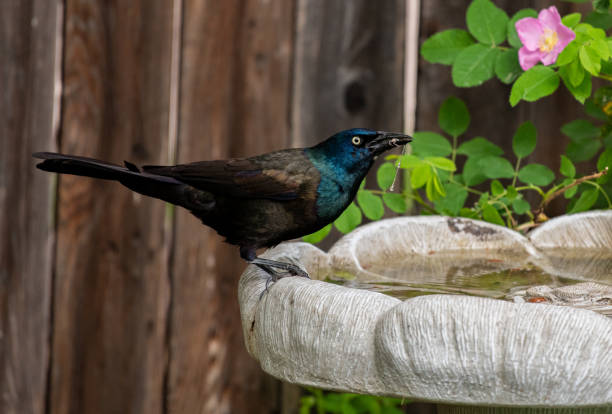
303;1;612;245
439;97;471;137
513;121;537;158
452;44;499;87
510;66;560;106
420;0;612;105
421;29;475;64
300;389;408;414
466;0;509;45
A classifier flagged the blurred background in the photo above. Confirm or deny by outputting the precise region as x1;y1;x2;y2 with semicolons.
0;0;591;413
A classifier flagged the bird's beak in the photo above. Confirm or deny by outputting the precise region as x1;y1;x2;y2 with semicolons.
367;131;412;154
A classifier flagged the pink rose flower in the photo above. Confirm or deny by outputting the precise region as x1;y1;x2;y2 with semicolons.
515;6;576;71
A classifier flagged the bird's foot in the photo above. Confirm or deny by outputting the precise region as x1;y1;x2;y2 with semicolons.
250;258;309;298
251;257;309;280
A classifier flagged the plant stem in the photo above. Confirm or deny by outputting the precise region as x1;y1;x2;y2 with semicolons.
539;167;609;211
512;157;521;187
450;136;457;179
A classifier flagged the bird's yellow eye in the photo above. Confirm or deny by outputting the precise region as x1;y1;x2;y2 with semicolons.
351;136;361;146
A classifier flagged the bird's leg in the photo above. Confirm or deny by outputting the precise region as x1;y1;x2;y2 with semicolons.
240;246;310;284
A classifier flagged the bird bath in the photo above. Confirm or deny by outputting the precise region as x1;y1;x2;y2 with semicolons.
238;211;612;413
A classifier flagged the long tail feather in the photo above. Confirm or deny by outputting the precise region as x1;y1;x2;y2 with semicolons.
33;152;186;204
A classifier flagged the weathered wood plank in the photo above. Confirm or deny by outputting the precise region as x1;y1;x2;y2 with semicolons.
292;0;406;147
0;1;62;413
166;1;295;413
50;1;173;413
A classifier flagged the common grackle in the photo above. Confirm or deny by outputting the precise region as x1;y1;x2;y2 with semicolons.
34;128;411;281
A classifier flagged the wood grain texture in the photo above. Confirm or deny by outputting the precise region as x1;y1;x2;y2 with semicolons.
51;1;173;413
0;1;61;413
291;0;406;147
417;0;590;215
166;1;295;413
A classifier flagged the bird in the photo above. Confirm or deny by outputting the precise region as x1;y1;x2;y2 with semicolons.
34;128;411;282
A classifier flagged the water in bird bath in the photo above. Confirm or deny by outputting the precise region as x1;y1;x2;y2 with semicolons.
327;249;612;318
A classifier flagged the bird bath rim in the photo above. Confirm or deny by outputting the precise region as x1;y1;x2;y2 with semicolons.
238;211;612;409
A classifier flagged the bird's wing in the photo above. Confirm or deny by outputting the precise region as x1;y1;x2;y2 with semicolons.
142;154;309;201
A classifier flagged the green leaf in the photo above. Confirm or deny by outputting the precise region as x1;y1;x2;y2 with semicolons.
560;155;576;178
561;119;600;142
584;11;612;30
565;185;578;199
587;26;606;40
561;12;581;28
478;156;516;179
495;48;521;84
466;0;509;45
598;148;612;184
598;147;612;171
512;198;531;214
593;0;611;14
357;190;384;220
456;137;503;157
592;38;610;61
452;44;499;87
421;29;475;65
425;174;445;201
463;157;488;186
411;132;452;157
566;139;602;162
395;154;421;169
512;121;537;158
559;65;591;104
459;207;479;219
411;162;431;189
376;162;396;190
302;223;332;244
482;205;505;226
579;45;601;75
438;96;470;137
425;156;456;171
506;185;518;200
334;202;362;234
510;66;560;106
584;98;607;121
566;56;585;87
517;164;555;186
508;9;538;48
382;193;407;213
568;188;599;213
490;179;504;196
556;41;579;66
434;182;468;215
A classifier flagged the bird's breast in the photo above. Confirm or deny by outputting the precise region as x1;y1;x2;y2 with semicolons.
314;175;353;222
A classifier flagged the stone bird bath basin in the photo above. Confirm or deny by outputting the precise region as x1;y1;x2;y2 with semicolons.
238;211;612;413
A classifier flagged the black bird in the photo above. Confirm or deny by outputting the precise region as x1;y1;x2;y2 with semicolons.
34;128;411;281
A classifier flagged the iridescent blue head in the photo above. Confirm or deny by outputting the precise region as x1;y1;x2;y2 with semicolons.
305;128;412;221
309;128;412;173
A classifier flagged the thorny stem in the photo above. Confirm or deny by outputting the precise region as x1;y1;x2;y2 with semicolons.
539;167;609;212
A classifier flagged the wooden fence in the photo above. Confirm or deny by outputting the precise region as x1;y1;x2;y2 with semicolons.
1;1;587;413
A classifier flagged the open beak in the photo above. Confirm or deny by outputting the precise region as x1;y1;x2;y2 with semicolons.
366;131;412;154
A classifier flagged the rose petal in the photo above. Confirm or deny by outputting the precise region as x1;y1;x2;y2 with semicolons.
516;18;543;51
538;6;562;31
540;49;558;66
518;46;543;70
556;24;576;50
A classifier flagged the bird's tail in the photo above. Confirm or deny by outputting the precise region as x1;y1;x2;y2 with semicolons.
33;152;186;204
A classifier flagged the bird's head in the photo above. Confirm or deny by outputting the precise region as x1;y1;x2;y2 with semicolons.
311;128;412;170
